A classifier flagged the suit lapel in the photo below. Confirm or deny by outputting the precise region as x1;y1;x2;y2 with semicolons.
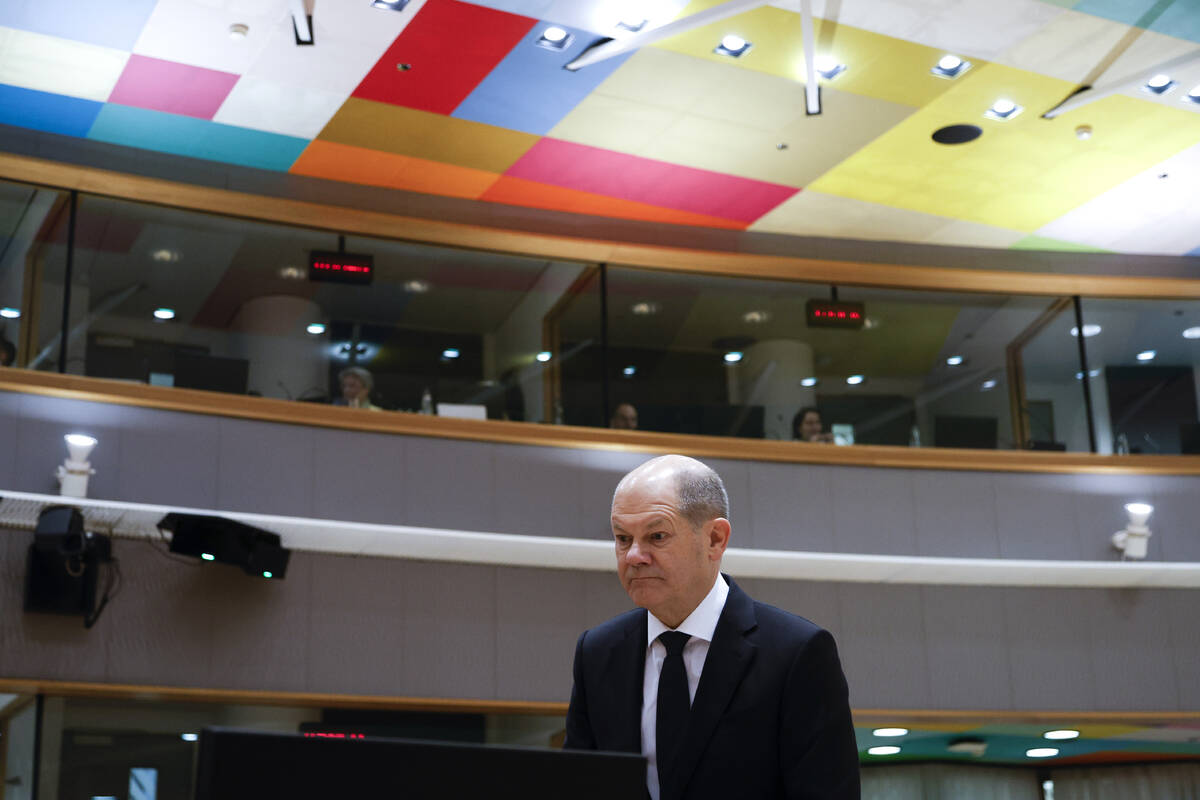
600;609;647;752
664;578;757;800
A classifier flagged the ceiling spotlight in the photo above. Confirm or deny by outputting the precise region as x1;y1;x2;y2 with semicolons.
536;351;552;362
201;552;216;561
868;746;901;756
873;728;908;737
981;379;997;390
742;310;771;324
537;26;573;50
306;323;326;335
623;365;636;377
1069;324;1101;338
814;54;846;80
631;301;660;315
181;733;199;742
723;351;744;363
442;348;460;359
1044;730;1080;741
403;279;431;293
985;99;1023;120
932;54;970;78
279;265;304;280
1113;502;1153;559
800;377;818;387
1144;73;1175;95
1074;369;1102;380
1026;748;1059;759
1136;349;1156;361
846;374;864;385
229;23;249;40
0;307;20;319
946;355;964;366
153;308;176;321
151;248;180;262
1186;85;1200;104
1075;124;1092;140
714;34;752;57
1183;326;1200;339
371;0;410;10
263;571;274;578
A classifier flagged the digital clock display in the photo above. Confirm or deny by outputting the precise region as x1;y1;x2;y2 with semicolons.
806;299;865;329
308;250;374;285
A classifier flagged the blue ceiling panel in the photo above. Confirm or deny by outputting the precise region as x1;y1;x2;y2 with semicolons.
0;84;102;138
88;104;310;172
0;0;158;50
1073;0;1200;45
451;21;632;136
1187;244;1200;257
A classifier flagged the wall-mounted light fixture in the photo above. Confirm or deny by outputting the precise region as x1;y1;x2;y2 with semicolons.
1112;502;1153;559
57;434;97;498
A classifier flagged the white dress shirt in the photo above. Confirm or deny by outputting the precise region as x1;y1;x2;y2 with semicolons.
641;574;730;800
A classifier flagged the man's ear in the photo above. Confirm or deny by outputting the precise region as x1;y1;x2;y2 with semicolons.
707;518;731;560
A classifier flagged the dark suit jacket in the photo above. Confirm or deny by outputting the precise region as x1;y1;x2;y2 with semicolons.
564;577;860;800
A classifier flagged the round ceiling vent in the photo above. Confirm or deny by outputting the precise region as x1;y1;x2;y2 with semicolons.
932;124;983;144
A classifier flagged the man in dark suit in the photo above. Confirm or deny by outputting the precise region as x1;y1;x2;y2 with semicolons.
565;455;859;800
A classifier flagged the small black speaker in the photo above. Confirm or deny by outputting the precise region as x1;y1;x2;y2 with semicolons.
160;513;290;579
24;506;112;617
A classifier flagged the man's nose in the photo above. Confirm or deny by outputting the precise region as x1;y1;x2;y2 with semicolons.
625;542;651;565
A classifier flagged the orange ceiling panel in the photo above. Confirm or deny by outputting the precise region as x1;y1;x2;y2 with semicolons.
291;139;500;199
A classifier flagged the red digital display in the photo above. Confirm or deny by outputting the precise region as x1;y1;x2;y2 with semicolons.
308;250;374;285
806;299;866;330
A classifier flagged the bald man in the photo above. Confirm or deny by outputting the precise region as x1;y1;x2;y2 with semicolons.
565;455;859;800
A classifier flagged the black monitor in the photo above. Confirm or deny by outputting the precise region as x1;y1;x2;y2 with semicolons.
194;727;644;800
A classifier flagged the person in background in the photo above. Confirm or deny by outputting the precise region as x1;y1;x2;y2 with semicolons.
334;366;381;410
793;406;834;443
610;402;638;430
0;337;15;367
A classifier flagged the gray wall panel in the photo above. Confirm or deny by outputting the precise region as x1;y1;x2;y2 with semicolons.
114;406;220;508
1151;476;1200;562
913;471;1000;558
921;586;1013;710
701;458;754;548
1004;589;1098;710
402;437;495;532
736;577;841;635
311;428;406;525
575;450;646;541
1167;589;1200;710
1085;589;1180;711
493;444;583;538
215;417;316;517
0;390;19;489
835;583;931;709
994;473;1081;560
831;467;918;555
495;566;584;702
746;462;835;552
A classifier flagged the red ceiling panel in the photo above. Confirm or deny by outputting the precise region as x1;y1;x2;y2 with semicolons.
352;0;536;115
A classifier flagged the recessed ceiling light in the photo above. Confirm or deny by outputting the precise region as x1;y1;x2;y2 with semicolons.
932;54;971;78
442;347;460;359
1075;124;1092;140
1144;73;1175;95
279;265;303;280
985;99;1023;120
617;16;646;32
846;374;864;385
404;279;431;293
868;746;901;756
536;351;552;362
1186;85;1200;104
0;307;19;319
1043;730;1079;741
981;379;997;390
201;552;215;561
181;733;199;742
263;571;273;578
742;310;771;324
1026;747;1059;759
946;355;964;366
873;728;908;737
1136;349;1156;361
714;34;752;57
814;54;846;79
724;351;744;363
631;301;660;315
306;323;326;335
1183;326;1200;339
371;0;410;10
1069;324;1101;338
537;26;573;50
623;365;637;377
229;23;249;40
800;377;818;387
151;248;179;262
1074;369;1102;380
153;308;176;321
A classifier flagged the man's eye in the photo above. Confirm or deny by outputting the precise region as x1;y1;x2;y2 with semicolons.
651;532;666;541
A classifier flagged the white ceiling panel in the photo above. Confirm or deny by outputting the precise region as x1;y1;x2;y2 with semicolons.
0;26;129;101
213;75;345;138
1036;140;1200;255
240;0;428;95
132;0;284;73
996;10;1133;83
464;0;690;35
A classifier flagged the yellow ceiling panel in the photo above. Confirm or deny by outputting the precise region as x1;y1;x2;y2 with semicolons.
0;26;129;102
549;92;679;154
318;98;539;174
657;1;982;108
995;10;1133;83
808;63;1200;231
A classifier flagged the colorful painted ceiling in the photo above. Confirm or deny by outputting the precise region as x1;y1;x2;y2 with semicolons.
3;0;1200;256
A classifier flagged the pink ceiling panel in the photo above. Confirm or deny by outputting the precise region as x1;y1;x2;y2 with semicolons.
505;138;799;223
108;55;239;120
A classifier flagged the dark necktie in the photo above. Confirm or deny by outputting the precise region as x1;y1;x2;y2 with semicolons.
656;631;692;789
